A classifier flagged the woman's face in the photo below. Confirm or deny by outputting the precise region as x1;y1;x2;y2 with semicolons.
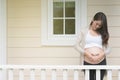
91;20;102;31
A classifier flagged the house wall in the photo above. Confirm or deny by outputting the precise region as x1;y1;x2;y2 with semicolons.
7;0;80;65
7;0;120;80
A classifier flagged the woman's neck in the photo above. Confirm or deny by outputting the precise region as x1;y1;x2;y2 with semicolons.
89;29;100;36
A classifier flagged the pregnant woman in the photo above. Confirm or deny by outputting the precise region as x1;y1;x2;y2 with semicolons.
75;12;110;80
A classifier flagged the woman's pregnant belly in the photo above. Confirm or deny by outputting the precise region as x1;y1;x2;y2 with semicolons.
85;46;103;55
84;47;105;64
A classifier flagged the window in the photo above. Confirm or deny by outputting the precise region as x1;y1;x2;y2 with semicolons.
41;0;87;46
52;1;75;34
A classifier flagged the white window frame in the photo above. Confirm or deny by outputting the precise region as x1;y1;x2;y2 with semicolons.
41;0;87;46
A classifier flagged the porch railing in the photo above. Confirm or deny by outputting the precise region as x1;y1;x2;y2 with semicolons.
0;65;120;80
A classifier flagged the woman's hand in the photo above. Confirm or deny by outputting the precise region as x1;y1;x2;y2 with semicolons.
93;51;105;63
84;50;95;62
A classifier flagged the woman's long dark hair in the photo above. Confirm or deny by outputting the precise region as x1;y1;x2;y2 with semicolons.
90;12;109;46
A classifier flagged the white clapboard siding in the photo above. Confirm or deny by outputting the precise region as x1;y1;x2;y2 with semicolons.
88;0;120;5
8;28;40;37
8;57;80;65
87;6;120;16
8;48;79;57
8;18;40;28
109;27;120;37
8;38;41;47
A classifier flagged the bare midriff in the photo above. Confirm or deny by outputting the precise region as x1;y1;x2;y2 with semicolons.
84;46;105;64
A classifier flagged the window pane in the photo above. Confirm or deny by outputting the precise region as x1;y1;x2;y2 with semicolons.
65;19;75;34
53;2;63;17
65;2;75;17
53;19;63;34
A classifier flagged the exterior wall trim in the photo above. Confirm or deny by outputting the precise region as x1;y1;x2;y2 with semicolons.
0;0;7;79
0;0;7;65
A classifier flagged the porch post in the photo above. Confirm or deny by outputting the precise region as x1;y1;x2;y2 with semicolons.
0;0;7;80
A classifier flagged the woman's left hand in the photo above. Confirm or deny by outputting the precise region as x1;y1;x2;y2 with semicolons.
93;51;105;63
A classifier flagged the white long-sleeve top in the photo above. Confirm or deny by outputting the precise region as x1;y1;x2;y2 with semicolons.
74;27;111;64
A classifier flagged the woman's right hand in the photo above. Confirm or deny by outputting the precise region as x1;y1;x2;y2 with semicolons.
84;50;95;62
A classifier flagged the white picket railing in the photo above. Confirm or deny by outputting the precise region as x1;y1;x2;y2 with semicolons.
0;65;120;80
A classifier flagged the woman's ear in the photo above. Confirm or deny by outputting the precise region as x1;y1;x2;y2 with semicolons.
90;20;94;25
92;20;94;22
